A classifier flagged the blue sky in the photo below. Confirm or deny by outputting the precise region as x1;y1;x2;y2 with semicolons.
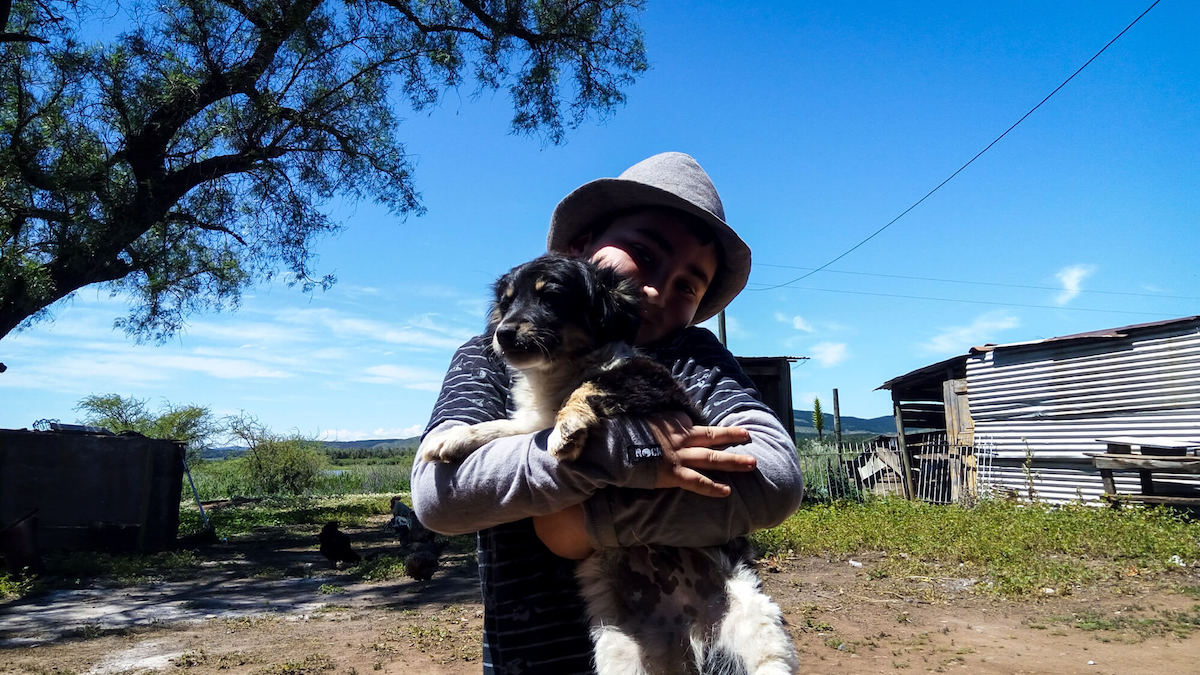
3;1;1197;441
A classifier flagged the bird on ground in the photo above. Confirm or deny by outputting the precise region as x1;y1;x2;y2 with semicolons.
404;540;446;581
388;495;434;545
318;521;361;568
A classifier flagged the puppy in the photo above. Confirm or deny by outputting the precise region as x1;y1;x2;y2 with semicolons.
421;254;698;464
423;254;798;674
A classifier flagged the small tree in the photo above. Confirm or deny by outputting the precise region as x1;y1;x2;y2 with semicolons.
76;393;219;462
812;397;824;442
226;413;325;496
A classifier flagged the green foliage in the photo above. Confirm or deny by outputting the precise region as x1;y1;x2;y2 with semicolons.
795;439;860;502
0;0;646;341
752;498;1200;596
0;570;40;599
245;437;327;496
76;393;220;462
225;413;326;496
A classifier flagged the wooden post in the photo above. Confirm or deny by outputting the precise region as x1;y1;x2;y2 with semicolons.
832;388;843;447
717;310;727;347
892;393;916;500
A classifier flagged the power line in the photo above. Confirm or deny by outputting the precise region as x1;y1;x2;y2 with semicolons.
754;0;1162;292
745;283;1178;317
755;263;1200;301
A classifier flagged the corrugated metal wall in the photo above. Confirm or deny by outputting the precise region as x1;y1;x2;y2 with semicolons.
966;321;1200;503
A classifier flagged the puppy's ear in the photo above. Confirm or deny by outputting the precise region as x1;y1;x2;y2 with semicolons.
592;263;642;344
488;271;514;333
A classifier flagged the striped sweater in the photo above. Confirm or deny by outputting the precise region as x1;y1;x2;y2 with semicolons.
412;326;804;674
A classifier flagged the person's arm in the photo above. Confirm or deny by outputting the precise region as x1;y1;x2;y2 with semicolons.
579;328;805;549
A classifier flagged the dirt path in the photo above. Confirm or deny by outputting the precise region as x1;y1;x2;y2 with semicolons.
3;521;1200;674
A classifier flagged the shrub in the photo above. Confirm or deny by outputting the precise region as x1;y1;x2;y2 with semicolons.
244;438;327;496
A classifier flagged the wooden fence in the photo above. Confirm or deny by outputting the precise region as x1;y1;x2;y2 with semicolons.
798;433;996;505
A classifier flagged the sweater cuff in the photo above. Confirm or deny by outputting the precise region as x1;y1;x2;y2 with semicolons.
582;417;660;549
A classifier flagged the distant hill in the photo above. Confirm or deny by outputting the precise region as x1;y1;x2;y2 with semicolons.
199;437;420;460
792;409;893;436
321;438;419;451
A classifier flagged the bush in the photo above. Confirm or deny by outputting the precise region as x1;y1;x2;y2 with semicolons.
244;438;326;496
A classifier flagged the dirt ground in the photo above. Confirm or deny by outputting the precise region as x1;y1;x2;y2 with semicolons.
3;513;1200;675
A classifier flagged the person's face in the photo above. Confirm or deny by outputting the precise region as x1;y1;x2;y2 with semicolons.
576;209;719;345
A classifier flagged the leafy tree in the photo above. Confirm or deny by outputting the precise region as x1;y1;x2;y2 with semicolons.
0;0;646;341
226;412;325;495
75;393;220;461
812;396;824;441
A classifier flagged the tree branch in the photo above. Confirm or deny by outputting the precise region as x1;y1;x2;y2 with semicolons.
375;0;489;40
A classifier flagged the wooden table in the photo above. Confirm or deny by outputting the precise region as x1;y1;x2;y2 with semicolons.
1090;441;1200;506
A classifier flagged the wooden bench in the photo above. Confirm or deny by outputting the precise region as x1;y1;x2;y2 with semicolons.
1090;437;1200;506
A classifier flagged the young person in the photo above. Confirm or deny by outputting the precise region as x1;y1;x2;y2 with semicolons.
412;152;804;674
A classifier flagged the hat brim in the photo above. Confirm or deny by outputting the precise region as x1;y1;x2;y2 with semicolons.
547;178;751;324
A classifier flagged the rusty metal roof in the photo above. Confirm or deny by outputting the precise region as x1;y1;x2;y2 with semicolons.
878;315;1200;393
968;315;1200;354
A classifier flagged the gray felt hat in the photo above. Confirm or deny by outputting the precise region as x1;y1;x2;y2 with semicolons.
546;152;751;324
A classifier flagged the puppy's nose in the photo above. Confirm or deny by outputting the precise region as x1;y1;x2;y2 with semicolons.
494;323;519;349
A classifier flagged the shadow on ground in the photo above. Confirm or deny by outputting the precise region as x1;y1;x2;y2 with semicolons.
0;516;479;647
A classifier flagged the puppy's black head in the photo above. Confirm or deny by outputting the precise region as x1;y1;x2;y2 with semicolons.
488;254;641;369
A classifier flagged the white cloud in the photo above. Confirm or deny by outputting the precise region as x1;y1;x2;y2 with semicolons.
357;364;444;391
810;342;848;367
319;424;425;442
1054;264;1095;305
773;312;814;332
278;308;471;350
921;312;1020;355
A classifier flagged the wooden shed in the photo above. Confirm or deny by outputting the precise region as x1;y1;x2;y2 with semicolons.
879;316;1200;503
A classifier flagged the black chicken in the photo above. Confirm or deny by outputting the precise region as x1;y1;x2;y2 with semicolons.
404;540;446;581
318;521;361;568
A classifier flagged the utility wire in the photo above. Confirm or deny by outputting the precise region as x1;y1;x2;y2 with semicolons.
755;263;1200;301
745;283;1177;318
754;0;1162;292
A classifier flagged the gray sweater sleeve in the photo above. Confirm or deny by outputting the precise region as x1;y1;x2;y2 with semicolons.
412;419;659;535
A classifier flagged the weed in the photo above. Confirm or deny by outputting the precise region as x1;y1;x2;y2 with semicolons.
823;635;855;653
0;571;40;600
356;555;408;582
318;584;346;594
256;653;336;674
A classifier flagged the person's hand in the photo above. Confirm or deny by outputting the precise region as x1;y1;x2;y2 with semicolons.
644;412;756;497
533;415;755;559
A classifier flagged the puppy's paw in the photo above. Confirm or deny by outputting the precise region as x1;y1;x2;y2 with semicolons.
548;420;589;461
420;427;482;463
550;383;603;461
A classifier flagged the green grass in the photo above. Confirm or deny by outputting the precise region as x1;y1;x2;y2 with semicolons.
179;493;393;537
752;498;1200;596
186;458;412;501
